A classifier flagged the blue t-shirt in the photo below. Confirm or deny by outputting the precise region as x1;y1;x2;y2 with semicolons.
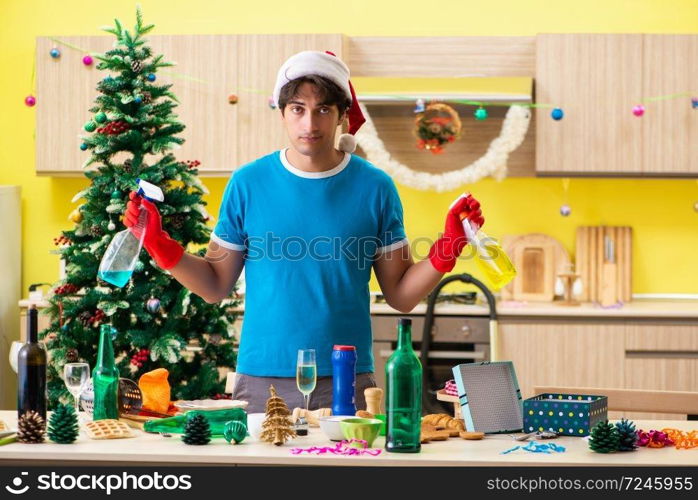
212;149;407;377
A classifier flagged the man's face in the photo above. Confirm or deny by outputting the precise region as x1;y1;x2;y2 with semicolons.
281;82;345;157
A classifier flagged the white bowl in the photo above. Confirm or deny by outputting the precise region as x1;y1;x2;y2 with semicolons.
318;415;355;441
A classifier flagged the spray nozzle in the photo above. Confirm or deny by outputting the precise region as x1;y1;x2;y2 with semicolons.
136;178;164;203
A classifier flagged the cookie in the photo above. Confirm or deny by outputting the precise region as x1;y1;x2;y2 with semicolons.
459;431;485;440
84;419;134;440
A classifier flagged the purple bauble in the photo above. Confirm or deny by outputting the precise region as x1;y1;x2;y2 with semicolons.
24;95;36;107
82;55;93;66
632;105;645;117
560;204;571;217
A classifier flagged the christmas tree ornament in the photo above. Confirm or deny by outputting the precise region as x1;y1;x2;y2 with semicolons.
588;420;620;453
632;104;645;117
228;94;238;105
182;414;211;445
80;142;88;151
223;420;247;444
559;178;572;217
615;419;638;451
146;297;161;313
17;411;46;444
131;60;143;73
89;225;104;237
637;429;674;448
68;207;83;223
691;97;698;109
134;95;143;104
107;220;116;231
48;404;79;444
414;103;461;154
66;348;79;363
84;121;97;132
146;73;156;82
50;47;61;58
142;91;152;104
95;111;107;123
82;55;93;66
551;108;564;120
474;106;488;121
260;385;296;446
111;190;121;199
24;95;36;107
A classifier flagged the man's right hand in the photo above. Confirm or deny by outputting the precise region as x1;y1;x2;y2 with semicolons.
123;191;185;270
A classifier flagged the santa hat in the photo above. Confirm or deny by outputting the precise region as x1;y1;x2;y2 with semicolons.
272;50;366;153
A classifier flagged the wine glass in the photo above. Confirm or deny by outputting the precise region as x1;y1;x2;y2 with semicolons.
63;362;90;418
296;349;317;415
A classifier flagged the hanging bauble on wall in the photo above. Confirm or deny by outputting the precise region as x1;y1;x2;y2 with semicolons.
82;55;93;66
228;94;238;105
474;106;488;121
24;95;36;107
632;105;645;117
551;108;564;120
50;48;61;59
559;204;572;217
691;97;698;109
414;102;462;155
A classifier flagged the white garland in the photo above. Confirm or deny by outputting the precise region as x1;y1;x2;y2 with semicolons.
355;103;532;192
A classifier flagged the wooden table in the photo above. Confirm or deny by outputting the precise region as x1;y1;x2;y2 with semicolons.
1;411;697;467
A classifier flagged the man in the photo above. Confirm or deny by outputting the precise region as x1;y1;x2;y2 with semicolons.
124;51;484;413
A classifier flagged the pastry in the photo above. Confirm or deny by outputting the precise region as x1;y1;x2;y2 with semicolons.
459;431;485;440
84;419;134;440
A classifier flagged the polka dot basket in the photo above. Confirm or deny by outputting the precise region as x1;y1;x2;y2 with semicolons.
522;393;608;437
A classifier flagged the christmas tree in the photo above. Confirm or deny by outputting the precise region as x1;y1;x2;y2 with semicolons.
41;8;238;408
260;385;297;446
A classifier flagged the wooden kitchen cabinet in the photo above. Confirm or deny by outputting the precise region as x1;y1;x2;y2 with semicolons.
36;34;345;176
499;320;626;400
536;34;698;176
500;318;698;420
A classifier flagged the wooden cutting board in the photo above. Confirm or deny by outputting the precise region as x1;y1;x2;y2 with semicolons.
501;233;571;302
575;226;632;303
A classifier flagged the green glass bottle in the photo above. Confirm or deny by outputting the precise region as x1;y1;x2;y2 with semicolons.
385;317;422;453
143;408;247;436
92;324;119;420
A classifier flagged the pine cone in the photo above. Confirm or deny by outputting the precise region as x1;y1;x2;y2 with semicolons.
48;404;79;444
615;419;638;451
123;159;132;173
182;414;211;445
142;91;152;104
589;420;620;453
170;214;186;229
131;60;143;73
66;348;79;363
17;411;46;444
89;225;103;237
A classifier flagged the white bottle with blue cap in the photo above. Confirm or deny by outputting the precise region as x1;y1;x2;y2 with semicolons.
97;179;164;287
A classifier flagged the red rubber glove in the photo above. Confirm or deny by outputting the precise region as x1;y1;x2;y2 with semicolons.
123;191;185;270
428;194;485;273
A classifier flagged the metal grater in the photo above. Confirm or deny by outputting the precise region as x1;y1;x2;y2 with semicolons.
452;361;523;434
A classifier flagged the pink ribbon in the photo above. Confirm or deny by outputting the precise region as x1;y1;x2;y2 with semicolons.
290;439;382;456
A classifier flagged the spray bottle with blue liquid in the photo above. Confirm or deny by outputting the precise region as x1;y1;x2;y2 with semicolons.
97;179;163;287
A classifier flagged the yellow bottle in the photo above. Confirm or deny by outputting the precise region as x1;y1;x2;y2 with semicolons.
460;213;516;291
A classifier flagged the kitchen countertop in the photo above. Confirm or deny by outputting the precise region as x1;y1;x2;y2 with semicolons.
20;298;698;319
0;411;696;466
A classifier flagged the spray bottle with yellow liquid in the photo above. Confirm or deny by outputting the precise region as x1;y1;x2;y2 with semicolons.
459;209;516;291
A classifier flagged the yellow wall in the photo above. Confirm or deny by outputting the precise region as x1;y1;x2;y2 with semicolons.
1;0;697;295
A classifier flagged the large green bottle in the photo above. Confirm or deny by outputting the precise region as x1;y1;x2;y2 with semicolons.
385;317;422;453
92;324;119;420
143;408;248;436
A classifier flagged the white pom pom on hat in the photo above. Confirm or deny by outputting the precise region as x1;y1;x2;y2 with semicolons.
273;50;365;153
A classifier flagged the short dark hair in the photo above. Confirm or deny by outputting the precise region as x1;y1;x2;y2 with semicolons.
278;75;351;117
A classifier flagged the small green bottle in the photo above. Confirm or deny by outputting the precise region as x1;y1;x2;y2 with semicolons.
92;324;119;420
385;317;422;453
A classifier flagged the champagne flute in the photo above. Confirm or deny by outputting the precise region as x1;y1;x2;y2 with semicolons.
63;362;90;418
296;349;317;415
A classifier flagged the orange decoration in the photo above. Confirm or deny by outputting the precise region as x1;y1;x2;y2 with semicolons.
661;428;698;449
138;368;171;415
